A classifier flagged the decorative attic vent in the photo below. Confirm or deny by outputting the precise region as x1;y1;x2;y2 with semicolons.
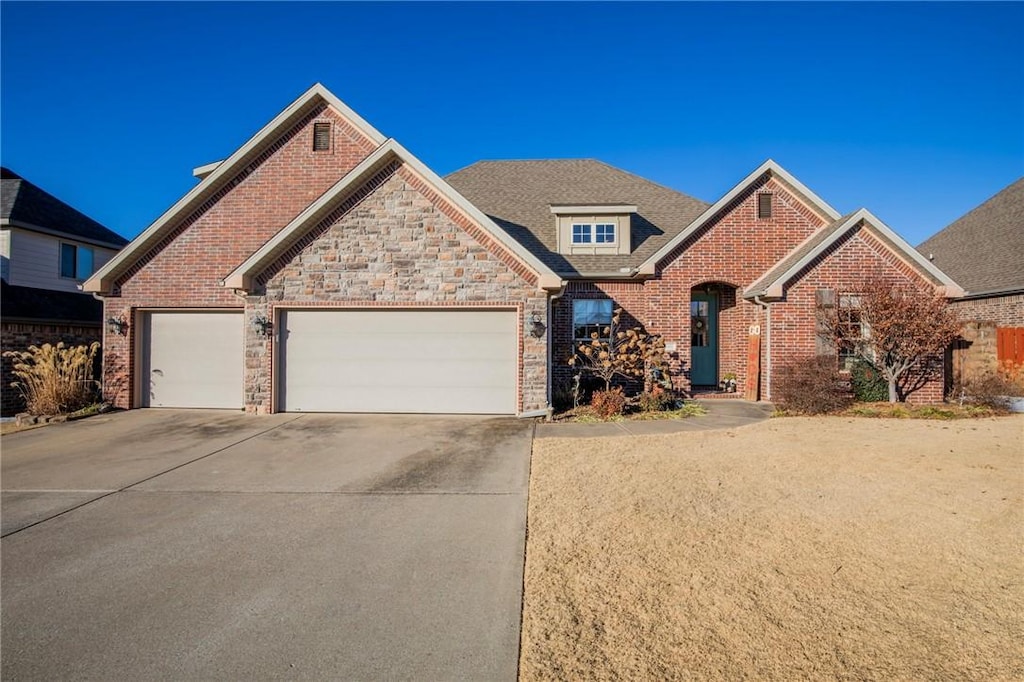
757;193;773;219
313;122;331;151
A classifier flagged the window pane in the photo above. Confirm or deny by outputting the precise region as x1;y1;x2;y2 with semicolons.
572;224;591;244
595;223;615;243
690;301;709;347
573;299;613;339
77;247;94;278
60;244;76;278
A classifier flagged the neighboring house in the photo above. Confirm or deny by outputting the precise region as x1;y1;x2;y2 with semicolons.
1;168;129;414
918;178;1024;383
84;84;962;415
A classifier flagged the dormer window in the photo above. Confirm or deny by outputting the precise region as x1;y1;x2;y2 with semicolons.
571;223;616;245
552;205;636;256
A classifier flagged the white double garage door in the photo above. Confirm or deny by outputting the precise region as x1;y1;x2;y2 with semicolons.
142;310;519;414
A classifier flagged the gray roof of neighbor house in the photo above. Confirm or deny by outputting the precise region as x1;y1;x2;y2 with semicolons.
917;177;1024;297
0;279;102;323
445;159;710;276
1;168;128;248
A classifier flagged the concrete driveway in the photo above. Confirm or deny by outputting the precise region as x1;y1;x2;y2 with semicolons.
1;410;533;680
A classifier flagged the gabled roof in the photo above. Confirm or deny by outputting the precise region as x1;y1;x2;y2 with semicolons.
83;83;387;294
1;168;127;249
917;177;1024;297
637;160;841;274
744;209;964;299
445;159;710;277
224;139;561;291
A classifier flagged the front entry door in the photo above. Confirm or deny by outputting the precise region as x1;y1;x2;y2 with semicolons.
690;292;718;386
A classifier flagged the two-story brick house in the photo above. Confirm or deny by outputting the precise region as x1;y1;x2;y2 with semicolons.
1;168;128;414
84;84;961;414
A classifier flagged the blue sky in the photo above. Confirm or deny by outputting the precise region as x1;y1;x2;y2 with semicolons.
2;2;1021;247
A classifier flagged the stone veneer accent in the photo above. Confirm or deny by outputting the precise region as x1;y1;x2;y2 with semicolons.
244;165;547;414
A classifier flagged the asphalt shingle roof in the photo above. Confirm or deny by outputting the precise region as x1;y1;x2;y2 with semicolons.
1;168;128;248
445;159;709;276
917;177;1024;296
0;279;102;323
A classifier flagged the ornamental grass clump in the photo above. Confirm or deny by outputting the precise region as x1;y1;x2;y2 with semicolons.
4;342;100;415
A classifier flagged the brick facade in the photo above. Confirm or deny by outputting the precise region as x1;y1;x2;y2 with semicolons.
948;294;1024;385
952;293;1024;328
1;321;101;415
101;107;547;414
552;180;948;404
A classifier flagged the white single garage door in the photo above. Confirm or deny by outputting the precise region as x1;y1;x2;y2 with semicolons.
142;312;243;408
279;309;517;414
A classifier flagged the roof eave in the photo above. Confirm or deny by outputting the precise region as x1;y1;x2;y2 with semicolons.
2;218;127;250
85;83;388;295
638;159;842;272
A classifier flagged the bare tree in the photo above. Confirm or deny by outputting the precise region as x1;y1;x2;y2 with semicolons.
818;279;960;403
568;308;669;393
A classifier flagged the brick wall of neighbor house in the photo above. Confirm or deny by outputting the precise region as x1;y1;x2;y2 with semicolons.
102;105;378;408
952;294;1024;328
772;226;947;403
1;321;101;415
948;295;1024;384
243;164;546;414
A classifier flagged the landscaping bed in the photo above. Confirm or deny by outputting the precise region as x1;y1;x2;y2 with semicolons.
521;416;1023;680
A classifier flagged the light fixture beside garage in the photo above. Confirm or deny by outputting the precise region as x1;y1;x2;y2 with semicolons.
106;316;128;336
530;314;546;339
253;315;274;337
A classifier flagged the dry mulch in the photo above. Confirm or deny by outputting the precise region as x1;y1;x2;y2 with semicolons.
521;416;1024;681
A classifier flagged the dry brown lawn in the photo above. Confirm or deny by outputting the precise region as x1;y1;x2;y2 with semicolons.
522;416;1024;681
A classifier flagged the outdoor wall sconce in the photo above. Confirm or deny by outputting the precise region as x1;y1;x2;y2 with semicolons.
529;314;546;339
106;316;128;336
253;315;274;337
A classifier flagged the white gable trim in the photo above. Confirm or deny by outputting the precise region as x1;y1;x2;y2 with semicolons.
746;209;965;299
637;160;841;274
223;139;562;292
84;83;387;294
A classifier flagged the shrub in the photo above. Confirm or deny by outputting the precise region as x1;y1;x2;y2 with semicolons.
590;388;626;419
849;360;888;402
637;385;674;412
952;370;1018;410
774;356;853;415
3;342;101;416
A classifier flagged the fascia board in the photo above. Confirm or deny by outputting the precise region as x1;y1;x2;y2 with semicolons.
85;83;386;294
857;209;965;297
549;204;638;214
223;141;397;290
387;139;561;287
639;160;842;272
192;160;224;179
744;209;966;300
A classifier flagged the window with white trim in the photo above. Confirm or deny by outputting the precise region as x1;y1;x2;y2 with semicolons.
573;299;613;341
571;223;616;245
60;243;94;280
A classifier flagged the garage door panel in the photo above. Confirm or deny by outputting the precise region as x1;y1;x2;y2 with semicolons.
280;310;517;414
144;312;243;409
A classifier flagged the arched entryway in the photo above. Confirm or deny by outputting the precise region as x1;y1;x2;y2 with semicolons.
689;282;738;387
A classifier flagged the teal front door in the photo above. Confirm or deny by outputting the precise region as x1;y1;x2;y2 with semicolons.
690;293;718;385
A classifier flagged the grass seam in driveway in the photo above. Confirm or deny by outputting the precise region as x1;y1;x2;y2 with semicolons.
0;414;307;539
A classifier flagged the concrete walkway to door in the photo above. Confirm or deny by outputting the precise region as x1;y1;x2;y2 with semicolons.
534;399;774;439
2;410;532;681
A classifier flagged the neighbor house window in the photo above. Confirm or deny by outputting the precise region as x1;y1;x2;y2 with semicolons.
573;299;613;341
837;293;867;370
60;243;94;280
571;223;616;245
757;193;773;219
313;122;331;151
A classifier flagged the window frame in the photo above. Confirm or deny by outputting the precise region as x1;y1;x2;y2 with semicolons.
837;293;868;370
572;298;614;342
571;222;617;245
59;242;95;281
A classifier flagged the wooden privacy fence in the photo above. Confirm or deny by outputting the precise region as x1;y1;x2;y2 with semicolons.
997;327;1024;365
